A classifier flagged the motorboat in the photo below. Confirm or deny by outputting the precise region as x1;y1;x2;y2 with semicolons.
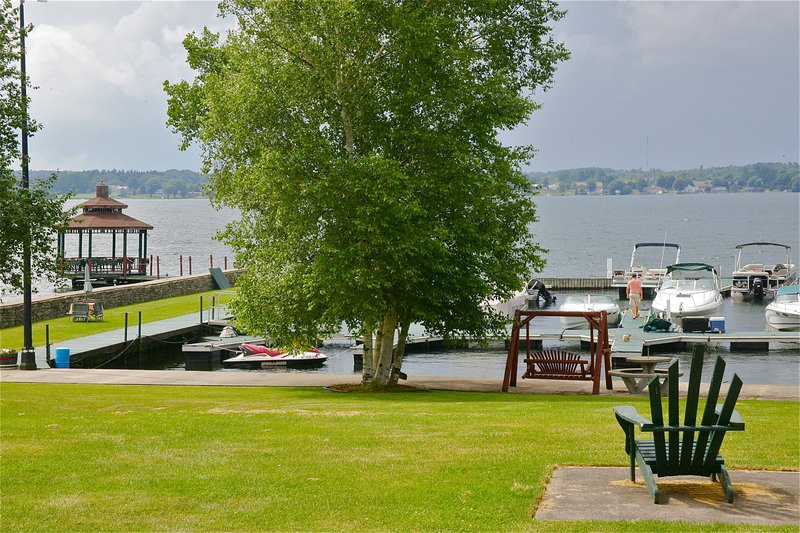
489;278;556;317
558;294;621;329
731;242;796;298
223;344;327;368
611;242;681;299
765;285;800;331
651;263;723;322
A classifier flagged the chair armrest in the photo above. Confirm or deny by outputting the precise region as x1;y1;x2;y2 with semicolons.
613;405;652;428
715;404;745;429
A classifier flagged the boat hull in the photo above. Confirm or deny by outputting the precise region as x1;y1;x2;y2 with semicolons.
765;305;800;331
558;304;621;329
223;351;327;368
651;291;723;319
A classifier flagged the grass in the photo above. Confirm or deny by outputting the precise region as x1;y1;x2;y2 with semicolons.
0;290;228;351
1;384;797;532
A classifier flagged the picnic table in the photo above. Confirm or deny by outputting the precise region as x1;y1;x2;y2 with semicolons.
608;356;682;394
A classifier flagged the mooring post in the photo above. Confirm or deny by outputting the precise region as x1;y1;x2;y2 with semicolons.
189;256;193;275
200;295;204;324
180;255;183;276
124;312;128;343
224;256;228;270
137;311;143;366
210;255;213;268
157;256;160;279
211;295;216;320
45;324;51;365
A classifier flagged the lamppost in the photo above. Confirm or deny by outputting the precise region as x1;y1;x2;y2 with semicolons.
17;0;46;370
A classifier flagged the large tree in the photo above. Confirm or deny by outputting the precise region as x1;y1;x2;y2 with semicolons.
0;0;71;296
166;0;568;385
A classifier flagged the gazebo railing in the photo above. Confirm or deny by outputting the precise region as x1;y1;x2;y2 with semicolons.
60;256;149;276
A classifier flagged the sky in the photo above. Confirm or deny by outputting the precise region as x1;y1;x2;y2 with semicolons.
20;0;800;173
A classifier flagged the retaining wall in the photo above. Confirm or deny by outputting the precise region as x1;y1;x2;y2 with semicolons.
0;269;244;328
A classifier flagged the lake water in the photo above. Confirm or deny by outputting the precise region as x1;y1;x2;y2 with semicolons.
6;192;800;384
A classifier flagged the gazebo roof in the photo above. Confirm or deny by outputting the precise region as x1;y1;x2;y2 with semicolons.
64;182;153;231
66;212;153;231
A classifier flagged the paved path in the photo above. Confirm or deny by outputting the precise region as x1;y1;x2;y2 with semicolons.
1;368;797;400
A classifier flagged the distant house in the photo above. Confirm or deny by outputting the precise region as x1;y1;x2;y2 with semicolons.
711;186;728;193
683;185;699;193
644;185;664;195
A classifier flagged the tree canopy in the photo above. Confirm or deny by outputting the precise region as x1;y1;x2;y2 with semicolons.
0;0;71;295
165;0;568;385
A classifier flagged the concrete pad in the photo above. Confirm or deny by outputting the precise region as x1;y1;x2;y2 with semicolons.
535;466;800;526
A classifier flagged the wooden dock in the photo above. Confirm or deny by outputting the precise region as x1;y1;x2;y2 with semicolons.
517;311;800;358
32;312;207;368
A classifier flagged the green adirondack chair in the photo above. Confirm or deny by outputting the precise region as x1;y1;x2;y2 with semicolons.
613;346;745;503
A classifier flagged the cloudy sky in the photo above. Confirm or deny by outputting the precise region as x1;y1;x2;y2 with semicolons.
21;0;800;173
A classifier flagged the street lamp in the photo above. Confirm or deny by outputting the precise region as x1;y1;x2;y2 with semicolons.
17;0;46;370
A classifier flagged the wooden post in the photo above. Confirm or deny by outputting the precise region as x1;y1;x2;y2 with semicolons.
124;312;128;343
45;324;51;365
224;256;228;270
189;256;192;275
180;255;183;276
210;255;213;268
157;256;160;279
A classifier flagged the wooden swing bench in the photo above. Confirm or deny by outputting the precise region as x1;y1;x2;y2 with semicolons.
502;310;612;394
522;349;594;380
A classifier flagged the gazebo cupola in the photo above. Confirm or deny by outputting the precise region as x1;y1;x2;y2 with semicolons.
58;183;154;287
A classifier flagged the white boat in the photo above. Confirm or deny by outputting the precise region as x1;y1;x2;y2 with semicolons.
731;242;796;298
765;285;800;331
611;242;682;299
223;344;327;367
558;294;621;329
651;263;723;322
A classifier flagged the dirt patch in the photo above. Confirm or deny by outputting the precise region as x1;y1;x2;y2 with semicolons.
324;383;428;393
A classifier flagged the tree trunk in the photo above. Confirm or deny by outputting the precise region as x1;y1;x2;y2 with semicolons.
372;308;398;386
389;318;411;385
360;324;374;384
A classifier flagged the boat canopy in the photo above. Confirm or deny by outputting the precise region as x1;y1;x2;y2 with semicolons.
634;242;681;250
734;242;792;251
666;263;717;274
776;285;800;296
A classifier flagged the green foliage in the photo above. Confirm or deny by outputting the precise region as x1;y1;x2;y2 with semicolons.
0;1;72;292
528;162;800;194
164;1;568;383
1;384;797;531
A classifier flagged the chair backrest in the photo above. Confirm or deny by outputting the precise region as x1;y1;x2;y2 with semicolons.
71;302;89;316
647;345;743;476
527;349;590;376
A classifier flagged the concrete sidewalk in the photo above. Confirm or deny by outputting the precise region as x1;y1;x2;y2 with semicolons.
1;368;798;400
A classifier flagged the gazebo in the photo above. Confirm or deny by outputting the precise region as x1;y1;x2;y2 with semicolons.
58;183;154;287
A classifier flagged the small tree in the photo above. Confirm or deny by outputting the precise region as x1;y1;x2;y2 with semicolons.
166;0;568;386
0;0;71;295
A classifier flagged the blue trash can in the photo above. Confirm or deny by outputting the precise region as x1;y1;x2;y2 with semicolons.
54;347;70;368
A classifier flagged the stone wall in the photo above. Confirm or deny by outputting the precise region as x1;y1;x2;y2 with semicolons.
0;269;244;328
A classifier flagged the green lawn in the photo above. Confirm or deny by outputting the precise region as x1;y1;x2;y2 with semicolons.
1;384;797;532
0;290;230;351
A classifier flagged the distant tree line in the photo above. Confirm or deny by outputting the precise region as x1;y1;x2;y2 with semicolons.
27;168;208;198
527;162;799;194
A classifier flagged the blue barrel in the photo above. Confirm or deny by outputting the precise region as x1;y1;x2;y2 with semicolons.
54;347;71;368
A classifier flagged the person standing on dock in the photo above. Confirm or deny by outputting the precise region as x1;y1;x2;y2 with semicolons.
626;273;643;319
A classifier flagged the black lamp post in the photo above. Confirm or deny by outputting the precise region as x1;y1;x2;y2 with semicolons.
17;0;44;370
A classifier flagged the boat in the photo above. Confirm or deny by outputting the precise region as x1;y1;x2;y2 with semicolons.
611;242;682;299
223;344;327;368
558;294;621;329
765;284;800;331
651;263;723;323
731;242;796;298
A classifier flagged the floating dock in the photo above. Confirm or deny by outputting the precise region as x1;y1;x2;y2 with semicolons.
517;311;800;359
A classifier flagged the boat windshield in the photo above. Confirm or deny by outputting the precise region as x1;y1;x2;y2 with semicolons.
563;295;615;305
661;279;716;291
775;292;800;304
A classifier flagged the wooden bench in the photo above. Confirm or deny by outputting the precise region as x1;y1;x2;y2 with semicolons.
522;349;593;380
